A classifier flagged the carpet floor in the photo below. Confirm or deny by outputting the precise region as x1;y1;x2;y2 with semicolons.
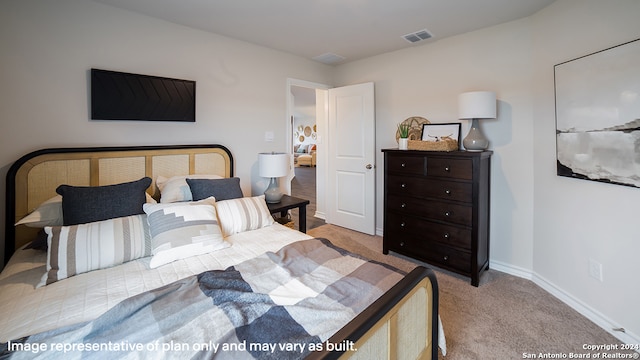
290;165;325;230
307;224;636;360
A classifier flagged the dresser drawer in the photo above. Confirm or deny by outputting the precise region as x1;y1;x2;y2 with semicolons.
387;194;472;226
385;212;471;249
386;155;425;176
386;234;471;273
427;157;472;180
386;175;472;202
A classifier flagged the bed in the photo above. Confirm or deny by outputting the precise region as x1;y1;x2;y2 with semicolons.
1;144;442;359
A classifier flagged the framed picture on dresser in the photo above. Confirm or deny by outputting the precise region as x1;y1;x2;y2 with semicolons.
421;123;461;143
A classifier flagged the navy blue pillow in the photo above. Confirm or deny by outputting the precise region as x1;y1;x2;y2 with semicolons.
56;177;152;225
186;177;243;202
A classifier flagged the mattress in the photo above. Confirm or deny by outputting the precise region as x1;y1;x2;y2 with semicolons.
0;223;312;343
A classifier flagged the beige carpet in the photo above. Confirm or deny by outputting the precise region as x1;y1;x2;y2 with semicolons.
308;224;636;360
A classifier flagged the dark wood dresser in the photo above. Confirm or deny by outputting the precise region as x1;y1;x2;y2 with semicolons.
382;149;492;286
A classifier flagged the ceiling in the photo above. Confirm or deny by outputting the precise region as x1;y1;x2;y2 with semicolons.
93;0;555;65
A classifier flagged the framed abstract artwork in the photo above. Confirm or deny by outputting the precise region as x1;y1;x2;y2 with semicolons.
555;38;640;188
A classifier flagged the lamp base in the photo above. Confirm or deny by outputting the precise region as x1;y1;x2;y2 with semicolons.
463;118;489;152
264;177;283;203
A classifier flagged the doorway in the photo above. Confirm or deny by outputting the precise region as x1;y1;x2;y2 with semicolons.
287;79;329;230
286;79;376;235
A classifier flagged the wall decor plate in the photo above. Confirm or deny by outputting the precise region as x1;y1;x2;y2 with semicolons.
304;126;312;137
396;116;430;143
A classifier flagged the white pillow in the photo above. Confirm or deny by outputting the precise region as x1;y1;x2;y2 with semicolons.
15;194;157;228
144;197;228;268
15;195;64;228
156;174;223;203
215;195;275;237
38;214;151;287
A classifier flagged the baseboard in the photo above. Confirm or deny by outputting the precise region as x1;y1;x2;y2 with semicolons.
490;260;533;280
491;260;640;346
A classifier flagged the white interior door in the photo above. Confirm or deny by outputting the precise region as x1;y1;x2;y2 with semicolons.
327;82;375;235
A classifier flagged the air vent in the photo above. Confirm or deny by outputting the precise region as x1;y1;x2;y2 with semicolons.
402;29;433;43
312;53;346;65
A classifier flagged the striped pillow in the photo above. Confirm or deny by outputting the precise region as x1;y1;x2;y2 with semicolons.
39;214;151;287
144;197;228;269
215;195;274;236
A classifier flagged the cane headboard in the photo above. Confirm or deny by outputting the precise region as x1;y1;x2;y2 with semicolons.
4;144;233;265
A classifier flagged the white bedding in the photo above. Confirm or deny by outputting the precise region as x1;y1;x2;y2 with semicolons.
0;223;312;343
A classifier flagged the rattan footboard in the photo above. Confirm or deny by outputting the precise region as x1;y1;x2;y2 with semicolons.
310;266;439;360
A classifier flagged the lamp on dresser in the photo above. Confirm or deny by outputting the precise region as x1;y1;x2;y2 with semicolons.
258;152;290;203
458;91;496;151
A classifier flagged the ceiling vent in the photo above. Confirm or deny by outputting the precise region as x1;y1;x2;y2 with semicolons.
312;53;346;65
402;29;433;43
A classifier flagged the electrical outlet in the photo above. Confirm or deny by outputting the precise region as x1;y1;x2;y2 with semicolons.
588;259;603;282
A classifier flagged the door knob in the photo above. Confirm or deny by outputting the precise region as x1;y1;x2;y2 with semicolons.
366;164;373;169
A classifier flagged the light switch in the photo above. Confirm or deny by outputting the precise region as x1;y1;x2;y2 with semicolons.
264;131;274;142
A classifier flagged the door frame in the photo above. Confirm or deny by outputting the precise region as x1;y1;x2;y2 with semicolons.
286;78;330;220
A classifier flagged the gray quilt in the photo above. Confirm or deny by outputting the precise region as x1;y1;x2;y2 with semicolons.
1;238;405;359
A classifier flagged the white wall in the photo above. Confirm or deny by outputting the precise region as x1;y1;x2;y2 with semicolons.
530;0;640;344
0;0;333;265
334;0;640;343
334;19;537;271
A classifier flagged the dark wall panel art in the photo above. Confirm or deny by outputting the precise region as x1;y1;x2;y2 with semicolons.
91;69;195;122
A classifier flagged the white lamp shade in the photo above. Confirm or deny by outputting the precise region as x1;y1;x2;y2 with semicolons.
258;152;290;178
458;91;496;119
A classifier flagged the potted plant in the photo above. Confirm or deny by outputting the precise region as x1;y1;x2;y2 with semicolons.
397;123;410;150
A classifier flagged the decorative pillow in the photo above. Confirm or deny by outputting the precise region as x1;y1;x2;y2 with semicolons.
38;214;151;287
16;193;156;229
186;177;243;202
215;195;274;236
143;197;228;268
56;177;152;226
156;174;224;203
15;195;64;228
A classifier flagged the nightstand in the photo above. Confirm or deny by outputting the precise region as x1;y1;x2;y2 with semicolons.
266;194;311;233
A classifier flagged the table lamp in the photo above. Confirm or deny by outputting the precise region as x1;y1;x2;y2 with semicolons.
458;91;496;151
258;152;290;203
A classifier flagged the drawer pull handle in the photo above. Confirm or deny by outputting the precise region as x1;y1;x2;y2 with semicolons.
400;242;405;247
401;203;406;208
445;166;450;172
444;211;451;217
401;163;406;168
445;189;451;195
400;222;406;228
443;233;450;239
401;183;406;188
443;255;449;261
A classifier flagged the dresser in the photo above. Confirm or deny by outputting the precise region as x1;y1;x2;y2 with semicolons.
382;149;492;286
